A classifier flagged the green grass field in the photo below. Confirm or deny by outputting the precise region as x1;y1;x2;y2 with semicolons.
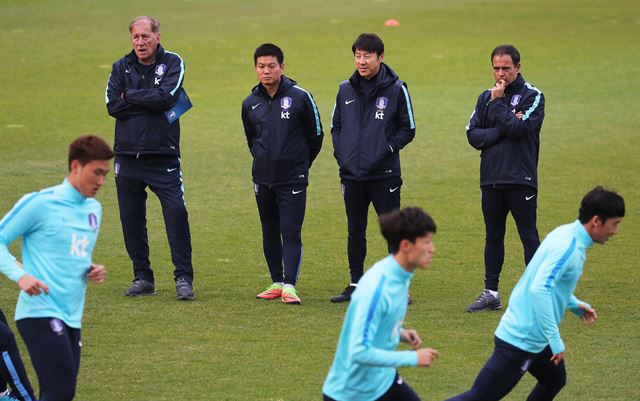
1;1;639;400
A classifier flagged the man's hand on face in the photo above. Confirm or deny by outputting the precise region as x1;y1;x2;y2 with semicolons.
491;80;507;101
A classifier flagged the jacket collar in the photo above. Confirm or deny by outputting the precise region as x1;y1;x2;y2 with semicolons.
125;44;166;66
349;62;399;91
252;75;296;99
505;73;525;95
61;178;87;204
574;220;595;249
384;255;415;282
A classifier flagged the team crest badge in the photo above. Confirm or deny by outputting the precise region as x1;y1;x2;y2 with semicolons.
50;319;64;336
88;213;98;232
375;97;389;110
510;94;521;107
155;64;167;76
281;97;293;110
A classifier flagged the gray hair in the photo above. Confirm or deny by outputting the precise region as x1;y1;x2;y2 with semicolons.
129;16;160;33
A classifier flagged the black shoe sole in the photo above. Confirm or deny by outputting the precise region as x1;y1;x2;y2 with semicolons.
124;291;157;297
176;294;195;301
330;297;350;303
466;304;502;313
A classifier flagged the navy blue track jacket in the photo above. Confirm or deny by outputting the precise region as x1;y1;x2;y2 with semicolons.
106;44;185;156
241;76;324;187
466;74;545;190
331;63;416;181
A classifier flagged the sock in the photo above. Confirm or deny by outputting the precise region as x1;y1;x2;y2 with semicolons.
349;283;358;287
274;282;284;287
283;284;294;290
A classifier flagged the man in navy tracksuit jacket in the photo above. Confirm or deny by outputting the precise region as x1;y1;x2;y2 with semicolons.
330;34;416;303
465;44;545;312
241;43;323;305
106;16;194;300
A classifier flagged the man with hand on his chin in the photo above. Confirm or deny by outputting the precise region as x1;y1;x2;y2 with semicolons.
465;44;546;313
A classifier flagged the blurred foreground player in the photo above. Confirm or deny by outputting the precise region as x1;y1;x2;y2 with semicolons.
323;207;439;401
446;186;625;401
1;307;36;401
0;136;113;401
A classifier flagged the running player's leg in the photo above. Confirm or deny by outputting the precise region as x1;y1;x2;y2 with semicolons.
376;372;421;401
17;318;80;401
526;346;566;401
0;311;36;401
445;337;532;401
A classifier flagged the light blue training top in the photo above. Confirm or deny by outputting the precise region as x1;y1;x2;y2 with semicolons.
0;179;102;328
323;255;418;401
496;220;593;355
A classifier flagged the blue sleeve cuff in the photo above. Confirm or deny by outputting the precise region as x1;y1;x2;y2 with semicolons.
549;337;565;355
0;256;26;282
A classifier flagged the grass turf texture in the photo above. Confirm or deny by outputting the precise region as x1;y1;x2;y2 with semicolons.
1;0;638;400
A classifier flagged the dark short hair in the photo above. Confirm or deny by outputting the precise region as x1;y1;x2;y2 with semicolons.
379;207;437;254
352;33;384;56
578;186;625;224
68;135;114;171
491;44;520;65
254;43;284;65
129;16;160;34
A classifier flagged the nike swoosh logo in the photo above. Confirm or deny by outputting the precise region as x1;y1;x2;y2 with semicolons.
389;186;399;193
526;194;536;200
125;69;131;74
167;168;177;172
292;190;304;195
252;103;261;110
345;99;356;105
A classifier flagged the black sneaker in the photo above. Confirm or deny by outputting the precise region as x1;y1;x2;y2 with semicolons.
124;279;156;297
466;290;502;312
330;285;356;303
176;277;195;301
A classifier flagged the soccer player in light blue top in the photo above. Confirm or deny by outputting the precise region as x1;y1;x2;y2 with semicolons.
0;135;113;401
446;186;625;401
323;207;439;401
